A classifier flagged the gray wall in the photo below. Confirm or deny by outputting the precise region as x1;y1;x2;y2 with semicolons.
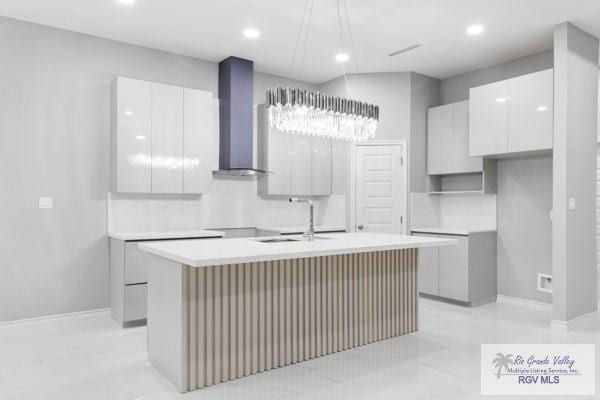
440;49;553;104
497;156;553;303
440;50;554;304
319;73;412;142
319;72;440;228
0;17;331;322
552;23;598;321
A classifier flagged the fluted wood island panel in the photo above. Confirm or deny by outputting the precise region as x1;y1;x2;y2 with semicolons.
141;233;454;392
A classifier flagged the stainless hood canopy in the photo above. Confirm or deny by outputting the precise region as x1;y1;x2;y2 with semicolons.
213;56;268;177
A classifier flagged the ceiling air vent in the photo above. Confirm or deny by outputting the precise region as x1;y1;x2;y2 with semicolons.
388;44;421;57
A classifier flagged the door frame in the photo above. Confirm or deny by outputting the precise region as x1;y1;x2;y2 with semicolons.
349;140;409;234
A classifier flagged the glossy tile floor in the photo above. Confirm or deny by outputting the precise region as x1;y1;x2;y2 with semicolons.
2;299;600;400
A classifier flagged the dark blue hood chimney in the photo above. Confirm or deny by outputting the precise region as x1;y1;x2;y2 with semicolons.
214;56;267;176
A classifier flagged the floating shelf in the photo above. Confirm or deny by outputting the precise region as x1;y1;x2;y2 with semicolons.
426;159;497;195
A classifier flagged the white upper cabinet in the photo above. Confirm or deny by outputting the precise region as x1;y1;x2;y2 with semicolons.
258;105;335;196
113;77;213;194
290;135;312;195
453;101;483;172
331;140;348;194
151;83;184;193
183;88;213;194
427;103;454;174
427;100;482;175
113;77;152;193
469;69;553;157
507;69;553;153
469;80;509;157
310;137;332;196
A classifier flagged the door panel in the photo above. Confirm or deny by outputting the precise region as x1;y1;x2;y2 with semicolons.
355;145;405;234
469;80;509;156
311;137;332;195
115;77;152;193
183;88;213;194
427;104;454;174
508;69;553;152
453;101;483;173
151;83;184;193
291;135;311;195
413;233;439;295
438;235;469;302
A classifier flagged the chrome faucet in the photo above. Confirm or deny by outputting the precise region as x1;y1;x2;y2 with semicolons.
289;198;314;241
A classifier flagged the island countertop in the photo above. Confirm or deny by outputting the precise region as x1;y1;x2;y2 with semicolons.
138;232;456;267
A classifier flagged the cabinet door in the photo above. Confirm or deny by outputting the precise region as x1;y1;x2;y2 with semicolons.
331;140;347;194
311;137;332;195
125;243;148;285
124;284;147;321
115;77;152;193
414;234;439;295
438;235;469;302
151;83;184;193
267;123;292;195
453;101;483;173
427;104;454;174
469;80;509;156
507;69;553;153
291;135;312;195
183;88;213;194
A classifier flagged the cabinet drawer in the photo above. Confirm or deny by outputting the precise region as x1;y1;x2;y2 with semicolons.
124;284;147;321
125;243;148;284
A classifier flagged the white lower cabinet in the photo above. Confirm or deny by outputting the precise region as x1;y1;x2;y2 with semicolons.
413;231;497;304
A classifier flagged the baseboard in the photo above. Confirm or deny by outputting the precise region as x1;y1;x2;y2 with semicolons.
496;295;552;313
551;310;600;331
0;308;110;326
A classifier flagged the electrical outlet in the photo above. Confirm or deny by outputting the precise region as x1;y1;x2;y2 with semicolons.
38;197;53;209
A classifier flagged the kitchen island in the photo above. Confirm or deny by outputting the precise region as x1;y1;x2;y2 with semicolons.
138;232;454;392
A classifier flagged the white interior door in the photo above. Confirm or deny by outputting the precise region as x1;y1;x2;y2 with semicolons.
355;144;406;234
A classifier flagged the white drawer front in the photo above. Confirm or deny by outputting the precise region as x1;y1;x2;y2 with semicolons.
125;243;148;284
124;284;147;321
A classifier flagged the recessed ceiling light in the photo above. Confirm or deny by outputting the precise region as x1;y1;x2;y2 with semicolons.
537;105;548;112
116;0;135;5
135;135;146;140
124;110;133;116
466;24;485;36
496;97;507;103
243;28;260;39
335;53;349;63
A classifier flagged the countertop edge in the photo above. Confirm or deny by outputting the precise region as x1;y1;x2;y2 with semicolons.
138;237;456;268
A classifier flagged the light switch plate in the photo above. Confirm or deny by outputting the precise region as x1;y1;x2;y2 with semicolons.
568;197;576;210
38;197;53;209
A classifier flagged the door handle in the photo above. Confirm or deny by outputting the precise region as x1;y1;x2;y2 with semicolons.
357;225;364;230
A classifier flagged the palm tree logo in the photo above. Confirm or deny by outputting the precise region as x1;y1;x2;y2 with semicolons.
492;353;514;379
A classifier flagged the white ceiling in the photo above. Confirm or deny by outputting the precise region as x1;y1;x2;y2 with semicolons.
0;0;599;83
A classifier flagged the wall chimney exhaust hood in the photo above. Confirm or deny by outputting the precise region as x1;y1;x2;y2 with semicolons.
213;56;268;177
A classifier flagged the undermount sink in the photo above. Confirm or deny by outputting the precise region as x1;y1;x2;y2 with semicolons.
257;237;301;243
256;236;332;243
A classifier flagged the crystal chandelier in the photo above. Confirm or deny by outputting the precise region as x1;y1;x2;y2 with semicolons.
267;87;378;142
266;0;379;142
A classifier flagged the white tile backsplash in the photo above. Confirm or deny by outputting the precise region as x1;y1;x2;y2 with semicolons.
108;182;346;233
411;192;496;230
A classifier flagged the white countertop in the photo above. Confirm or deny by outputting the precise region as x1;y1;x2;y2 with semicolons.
108;229;225;241
138;232;456;267
411;226;497;235
257;225;346;235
